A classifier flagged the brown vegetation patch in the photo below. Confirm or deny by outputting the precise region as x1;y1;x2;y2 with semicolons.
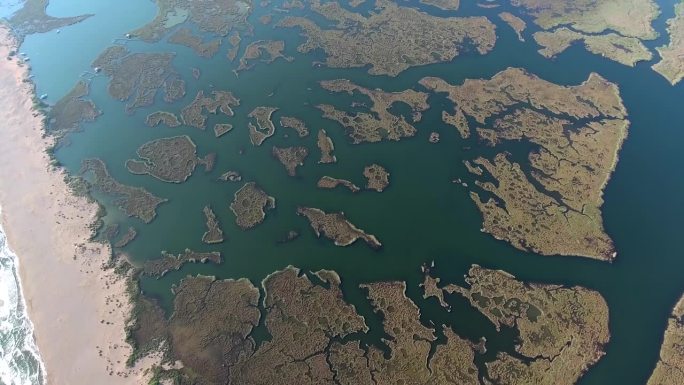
131;0;252;42
318;79;429;143
125;135;205;183
181;90;240;129
279;116;309;137
316;129;336;163
9;0;92;40
247;106;278;145
168;27;222;58
420;68;628;260
653;2;684;85
113;227;137;248
142;249;222;278
443;265;610;385
202;206;224;244
297;207;381;249
80;158;166;223
533;28;652;67
168;276;260;384
145;111;181;128
363;164;389;192
230;182;275;229
47;81;100;142
272;146;308;176
317;176;360;193
235;40;293;73
278;0;495;76
499;11;526;41
92;46;185;112
647;293;684;385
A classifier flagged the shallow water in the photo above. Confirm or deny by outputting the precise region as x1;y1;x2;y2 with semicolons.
8;0;684;384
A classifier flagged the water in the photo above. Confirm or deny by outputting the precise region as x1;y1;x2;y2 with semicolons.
0;222;46;385
0;1;22;18
4;0;684;384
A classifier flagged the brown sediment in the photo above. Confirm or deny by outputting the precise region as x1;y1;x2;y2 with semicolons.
102;223;120;241
533;27;652;67
317;176;360;193
181;90;240;130
0;25;159;384
477;1;500;8
200;152;216;172
259;14;273;25
144;111;181;127
235;40;293;73
218;170;242;182
272;146;309;176
647;293;684;385
47;80;100;142
248;106;278;145
316;129;336;163
80;158;167;223
279;116;309;137
297;207;381;249
277;230;300;243
318;79;429;143
420;68;628;260
125;135;205;183
363;164;390;192
278;0;495;76
168;27;222;58
498;11;526;41
113;227;137;248
92;46;185;112
142;249;222;278
202;206;224;244
130;0;252;42
463;160;483;176
230;182;276;229
652;2;684;85
444;265;610;385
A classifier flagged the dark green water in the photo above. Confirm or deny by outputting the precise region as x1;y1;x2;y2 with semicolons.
13;0;684;384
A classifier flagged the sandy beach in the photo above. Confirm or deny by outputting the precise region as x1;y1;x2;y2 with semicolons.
0;25;156;384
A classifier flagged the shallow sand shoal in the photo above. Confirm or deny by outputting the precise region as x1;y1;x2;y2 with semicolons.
0;25;157;384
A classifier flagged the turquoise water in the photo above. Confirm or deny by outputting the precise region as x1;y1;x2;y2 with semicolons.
8;0;684;384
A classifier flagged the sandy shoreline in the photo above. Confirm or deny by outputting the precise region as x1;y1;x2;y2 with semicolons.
0;25;156;384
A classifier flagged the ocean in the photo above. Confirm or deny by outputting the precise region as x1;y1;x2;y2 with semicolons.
0;221;45;385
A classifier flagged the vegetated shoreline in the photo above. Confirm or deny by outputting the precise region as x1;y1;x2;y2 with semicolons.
0;24;158;384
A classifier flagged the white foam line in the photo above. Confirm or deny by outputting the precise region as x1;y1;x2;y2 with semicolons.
0;205;47;385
